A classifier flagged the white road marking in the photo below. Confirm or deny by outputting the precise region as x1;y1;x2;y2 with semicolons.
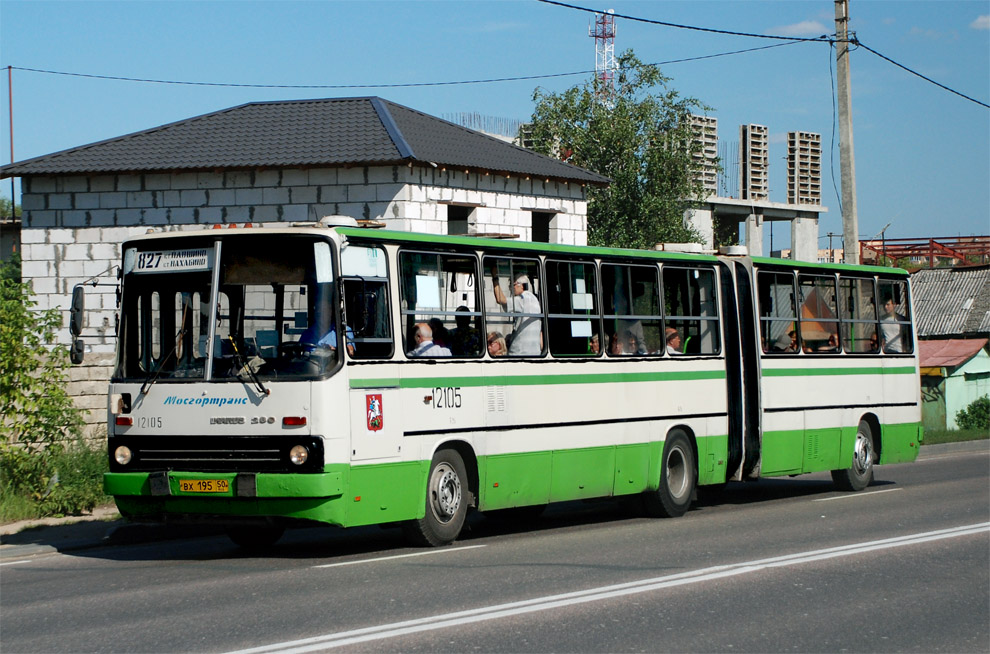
813;488;903;502
227;522;990;654
0;560;32;567
311;544;487;569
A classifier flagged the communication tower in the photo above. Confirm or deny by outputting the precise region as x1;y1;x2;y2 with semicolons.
589;10;616;106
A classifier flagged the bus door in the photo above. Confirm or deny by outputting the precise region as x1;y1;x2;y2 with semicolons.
718;260;762;481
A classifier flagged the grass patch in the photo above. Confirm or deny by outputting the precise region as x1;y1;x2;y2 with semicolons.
923;428;990;445
0;439;111;523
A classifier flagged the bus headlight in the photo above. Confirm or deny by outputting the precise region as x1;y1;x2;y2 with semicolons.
115;446;133;466
289;445;309;466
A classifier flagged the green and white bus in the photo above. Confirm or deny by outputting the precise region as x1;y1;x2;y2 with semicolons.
99;220;922;547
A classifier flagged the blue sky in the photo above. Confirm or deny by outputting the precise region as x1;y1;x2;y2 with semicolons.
2;0;988;245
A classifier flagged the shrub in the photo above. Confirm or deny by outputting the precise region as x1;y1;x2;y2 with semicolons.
956;396;990;432
0;255;91;517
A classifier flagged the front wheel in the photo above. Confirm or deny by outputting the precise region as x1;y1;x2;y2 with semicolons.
404;449;469;546
643;431;696;518
831;420;876;491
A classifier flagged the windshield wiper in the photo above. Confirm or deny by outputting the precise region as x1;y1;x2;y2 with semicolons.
228;336;270;396
139;326;185;396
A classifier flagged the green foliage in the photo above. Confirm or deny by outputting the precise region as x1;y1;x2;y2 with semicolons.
0;196;21;220
956;396;990;432
529;51;709;249
1;256;89;517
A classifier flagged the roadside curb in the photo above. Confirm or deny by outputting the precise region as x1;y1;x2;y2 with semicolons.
1;440;986;560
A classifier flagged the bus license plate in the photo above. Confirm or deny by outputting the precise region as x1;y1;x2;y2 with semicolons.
179;479;229;493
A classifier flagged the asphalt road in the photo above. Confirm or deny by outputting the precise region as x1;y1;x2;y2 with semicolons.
2;448;988;654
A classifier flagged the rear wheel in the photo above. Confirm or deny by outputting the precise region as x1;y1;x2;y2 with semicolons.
226;524;285;550
404;449;468;546
643;431;696;518
831;420;875;491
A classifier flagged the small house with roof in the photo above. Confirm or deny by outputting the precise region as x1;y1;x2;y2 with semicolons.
911;265;990;430
0;97;607;429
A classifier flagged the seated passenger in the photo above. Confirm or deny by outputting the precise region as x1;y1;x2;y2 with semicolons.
665;327;682;355
588;333;600;355
409;323;452;357
449;306;481;355
487;331;508;357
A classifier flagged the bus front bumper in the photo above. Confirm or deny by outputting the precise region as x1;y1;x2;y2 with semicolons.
104;470;343;499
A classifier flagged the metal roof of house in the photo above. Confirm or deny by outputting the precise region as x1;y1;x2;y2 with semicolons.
0;97;609;185
911;266;990;337
919;338;989;369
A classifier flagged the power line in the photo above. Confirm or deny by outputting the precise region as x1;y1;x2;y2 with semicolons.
855;41;989;109
536;0;831;42
5;43;808;91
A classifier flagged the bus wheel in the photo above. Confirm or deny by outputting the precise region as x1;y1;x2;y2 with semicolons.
404;449;468;547
226;524;285;550
831;420;875;491
644;431;696;518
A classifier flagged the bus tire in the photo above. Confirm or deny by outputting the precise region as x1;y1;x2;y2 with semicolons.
225;524;285;550
404;449;468;547
644;431;696;518
831;420;875;491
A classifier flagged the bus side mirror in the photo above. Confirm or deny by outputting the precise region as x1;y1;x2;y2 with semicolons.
70;339;85;364
70;285;85;337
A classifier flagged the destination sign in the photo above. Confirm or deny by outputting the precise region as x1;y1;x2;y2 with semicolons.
127;248;213;273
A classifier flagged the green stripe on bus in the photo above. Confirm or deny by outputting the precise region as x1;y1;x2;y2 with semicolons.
350;369;726;389
761;366;916;377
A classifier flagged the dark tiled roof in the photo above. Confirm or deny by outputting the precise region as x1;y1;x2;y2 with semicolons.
0;97;608;185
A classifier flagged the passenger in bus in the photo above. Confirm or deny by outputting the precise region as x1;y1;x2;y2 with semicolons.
300;322;355;357
608;332;623;355
588;333;600;355
449;306;481;355
815;333;840;352
409;323;452;357
881;297;907;353
773;330;799;353
487;331;507;357
491;271;542;355
665;327;682;355
428;318;451;349
869;331;880;352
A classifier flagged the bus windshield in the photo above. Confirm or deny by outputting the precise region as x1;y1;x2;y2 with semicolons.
116;234;339;383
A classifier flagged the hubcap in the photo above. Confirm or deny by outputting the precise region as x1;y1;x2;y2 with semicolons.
429;462;461;523
853;431;874;476
666;447;688;499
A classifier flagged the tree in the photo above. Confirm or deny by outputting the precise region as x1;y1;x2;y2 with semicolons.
0;196;21;220
529;51;710;249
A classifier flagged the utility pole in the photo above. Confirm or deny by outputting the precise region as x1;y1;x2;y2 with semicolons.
835;0;859;264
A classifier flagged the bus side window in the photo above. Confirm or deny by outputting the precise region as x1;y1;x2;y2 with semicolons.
399;250;482;358
798;274;840;353
839;276;879;353
602;263;660;356
757;271;797;353
878;279;913;354
341;244;393;359
483;256;544;357
662;266;720;355
545;259;599;357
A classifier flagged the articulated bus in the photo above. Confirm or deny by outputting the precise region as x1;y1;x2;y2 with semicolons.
98;219;922;548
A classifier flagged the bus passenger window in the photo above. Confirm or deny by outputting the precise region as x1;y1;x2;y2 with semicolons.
798;275;840;353
484;256;544;357
839;277;879;353
545;260;599;357
602;263;661;356
757;271;797;353
662;266;720;355
399;251;482;358
878;279;913;354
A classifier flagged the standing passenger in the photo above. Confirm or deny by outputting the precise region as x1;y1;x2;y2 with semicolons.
492;271;542;355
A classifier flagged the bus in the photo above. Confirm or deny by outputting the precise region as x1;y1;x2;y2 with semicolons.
94;219;922;548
